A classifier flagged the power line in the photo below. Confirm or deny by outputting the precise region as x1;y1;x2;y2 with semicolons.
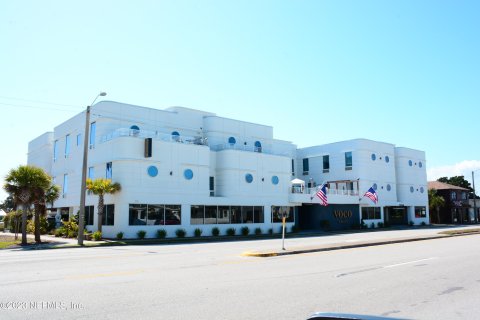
0;95;82;108
0;101;82;113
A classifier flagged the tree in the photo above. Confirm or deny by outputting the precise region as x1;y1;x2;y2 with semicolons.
429;189;445;224
0;196;14;213
32;183;60;242
86;178;121;233
437;176;472;191
3;165;52;245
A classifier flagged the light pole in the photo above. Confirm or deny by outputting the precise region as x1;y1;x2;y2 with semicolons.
78;92;107;245
473;169;479;224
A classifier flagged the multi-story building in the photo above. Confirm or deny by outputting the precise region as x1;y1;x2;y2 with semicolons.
428;181;471;224
27;101;429;238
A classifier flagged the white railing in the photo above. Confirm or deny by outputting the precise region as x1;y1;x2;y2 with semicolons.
101;128;208;146
290;186;359;197
211;143;291;157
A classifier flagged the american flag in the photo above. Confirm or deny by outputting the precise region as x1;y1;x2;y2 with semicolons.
364;186;378;204
316;184;328;206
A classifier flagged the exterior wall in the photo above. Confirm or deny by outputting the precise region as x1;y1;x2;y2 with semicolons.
27;132;54;175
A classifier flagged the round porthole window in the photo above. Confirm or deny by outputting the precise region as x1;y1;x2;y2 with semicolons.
147;166;158;177
387;184;391;191
272;176;279;185
410;186;414;193
245;173;253;183
385;156;390;163
184;169;193;180
420;187;424;193
419;161;423;168
228;137;236;145
371;154;376;161
373;183;378;190
408;160;413;166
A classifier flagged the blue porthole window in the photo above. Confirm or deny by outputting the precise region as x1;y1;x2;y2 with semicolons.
373;183;378;190
419;161;423;168
254;141;262;153
371;154;376;161
228;137;236;145
130;125;140;131
184;169;193;180
420;187;424;193
172;131;180;141
385;156;390;163
408;160;413;166
410;186;414;193
386;184;391;191
147;166;158;177
272;176;279;185
245;173;253;183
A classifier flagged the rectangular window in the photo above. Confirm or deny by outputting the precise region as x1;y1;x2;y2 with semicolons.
345;152;353;170
85;206;94;226
291;159;295;175
461;192;467;200
302;158;309;175
88;167;95;179
53;140;58;162
323;155;330;173
217;206;230;224
164;205;181;225
415;207;427;218
361;207;381;220
147;204;164;225
129;204;147;225
205;206;217;224
271;206;294;223
209;177;215;196
191;205;205;225
253;206;264;223
77;133;82;146
101;204;115;226
241;206;254;223
106;162;112;179
62;174;68;196
451;192;457;200
89;122;96;148
230;206;242;224
64;134;70;158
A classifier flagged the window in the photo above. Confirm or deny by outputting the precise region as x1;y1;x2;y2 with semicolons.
408;160;413;166
253;206;264;223
76;133;82;146
129;204;181;225
241;206;254;223
410;186;414;193
385;156;390;163
323;155;330;173
191;205;205;224
88;167;95;179
64;134;70;158
228;137;236;145
53;140;58;162
62;174;68;196
415;207;427;218
345;152;352;170
373;183;378;190
419;161;423;168
461;192;467;200
303;158;309;175
230;206;242;223
387;184;391;191
291;159;295;175
184;169;193;180
451;192;457;200
209;176;215;196
205;206;218;224
272;176;279;185
245;173;253;183
361;207;381;220
420;187;425;193
271;206;294;223
254;141;262;153
371;153;376;161
89;122;96;148
85;206;94;226
217;206;230;224
106;162;112;179
101;204;115;226
171;131;180;142
147;166;158;177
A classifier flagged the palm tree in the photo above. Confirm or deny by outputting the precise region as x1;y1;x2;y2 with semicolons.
86;178;121;233
33;184;60;242
3;165;52;245
428;189;445;224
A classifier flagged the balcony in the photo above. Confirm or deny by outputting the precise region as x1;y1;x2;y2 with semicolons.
211;143;290;157
101;128;208;146
289;181;360;205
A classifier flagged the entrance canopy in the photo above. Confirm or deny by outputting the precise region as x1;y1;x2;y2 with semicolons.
290;178;305;186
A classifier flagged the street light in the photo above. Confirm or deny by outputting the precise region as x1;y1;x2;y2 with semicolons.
78;92;107;245
473;169;480;224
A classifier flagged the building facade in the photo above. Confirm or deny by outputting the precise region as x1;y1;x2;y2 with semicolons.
27;101;429;238
428;181;471;224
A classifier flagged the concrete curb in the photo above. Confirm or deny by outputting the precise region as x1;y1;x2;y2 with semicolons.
241;233;476;257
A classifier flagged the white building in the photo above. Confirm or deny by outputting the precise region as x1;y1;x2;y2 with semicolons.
27;101;429;238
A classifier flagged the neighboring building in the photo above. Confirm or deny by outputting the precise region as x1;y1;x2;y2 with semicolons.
27;101;429;238
468;199;480;222
428;181;471;224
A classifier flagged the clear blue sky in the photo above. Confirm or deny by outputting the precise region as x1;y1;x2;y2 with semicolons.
1;0;479;200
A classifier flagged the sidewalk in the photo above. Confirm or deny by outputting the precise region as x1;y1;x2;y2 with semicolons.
242;225;480;257
0;232;107;249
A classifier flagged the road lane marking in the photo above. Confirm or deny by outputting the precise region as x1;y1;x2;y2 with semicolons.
65;269;144;280
383;257;437;269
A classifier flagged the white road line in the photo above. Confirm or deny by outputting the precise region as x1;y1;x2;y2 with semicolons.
383;257;437;269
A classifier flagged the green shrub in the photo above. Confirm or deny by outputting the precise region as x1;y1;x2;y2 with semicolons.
194;228;203;237
409;221;415;226
268;228;273;235
62;219;79;238
156;229;167;239
377;222;384;228
226;228;236;236
421;221;427;226
54;227;66;237
137;230;147;239
370;222;375;229
175;229;186;238
92;231;102;241
26;217;49;235
240;226;250;236
116;232;124;240
254;227;262;235
211;227;220;236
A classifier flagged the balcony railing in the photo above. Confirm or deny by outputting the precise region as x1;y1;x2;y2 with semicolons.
290;186;359;196
211;143;290;157
101;128;207;146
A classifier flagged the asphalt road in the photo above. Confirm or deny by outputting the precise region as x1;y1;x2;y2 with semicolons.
1;233;480;320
